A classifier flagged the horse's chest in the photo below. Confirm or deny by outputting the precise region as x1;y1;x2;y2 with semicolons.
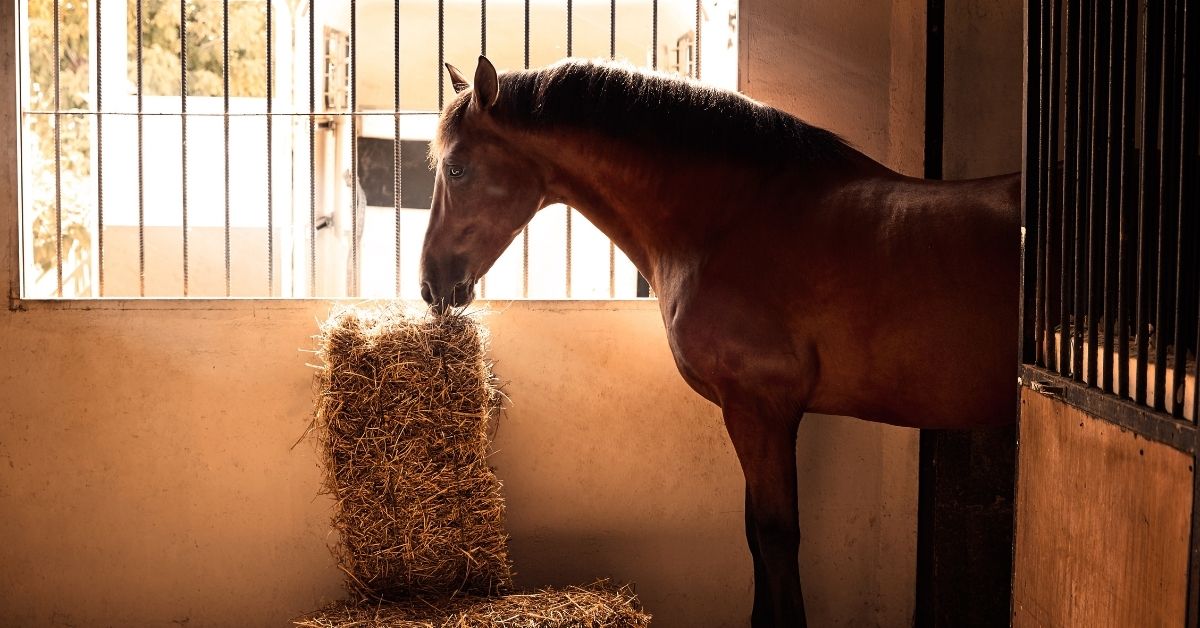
657;279;818;411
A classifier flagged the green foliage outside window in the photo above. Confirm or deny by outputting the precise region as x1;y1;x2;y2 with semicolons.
127;0;270;98
24;0;271;293
26;0;92;285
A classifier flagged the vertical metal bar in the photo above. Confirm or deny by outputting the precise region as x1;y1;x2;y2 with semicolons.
479;0;488;299
1086;0;1108;388
1195;193;1200;426
180;0;189;297
1060;0;1077;377
1176;0;1199;419
1154;0;1182;413
95;0;104;297
1035;0;1053;367
52;0;62;296
394;0;402;298
608;0;616;297
223;0;231;297
1117;0;1138;399
565;206;572;298
643;0;660;299
266;0;274;296
521;0;529;298
652;0;658;70
438;0;445;110
1042;0;1060;371
350;0;358;298
1102;0;1126;393
309;1;316;297
610;0;616;58
137;0;145;297
1026;0;1045;367
565;0;573;298
1071;0;1092;383
694;0;701;80
1136;0;1164;406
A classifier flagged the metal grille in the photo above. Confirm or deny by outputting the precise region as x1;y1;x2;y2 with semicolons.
1021;2;1200;620
1023;0;1199;422
16;0;724;300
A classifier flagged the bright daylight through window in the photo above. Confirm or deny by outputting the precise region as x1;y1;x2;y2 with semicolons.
16;0;737;299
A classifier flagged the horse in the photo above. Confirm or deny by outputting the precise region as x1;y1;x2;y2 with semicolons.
419;56;1021;627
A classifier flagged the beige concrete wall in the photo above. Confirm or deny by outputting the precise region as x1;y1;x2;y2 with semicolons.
943;0;1024;179
737;0;926;176
0;300;917;628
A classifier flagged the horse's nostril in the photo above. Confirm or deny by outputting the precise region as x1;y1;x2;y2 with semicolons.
420;281;434;304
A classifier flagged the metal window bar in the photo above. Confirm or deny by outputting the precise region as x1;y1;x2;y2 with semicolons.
52;0;61;297
267;0;274;296
309;2;317;298
1025;0;1198;420
350;0;359;298
438;0;445;111
608;0;616;298
95;0;104;297
521;0;530;299
137;0;145;296
224;0;231;297
565;0;574;299
23;0;707;301
479;0;488;299
400;0;410;298
694;0;700;80
180;0;189;297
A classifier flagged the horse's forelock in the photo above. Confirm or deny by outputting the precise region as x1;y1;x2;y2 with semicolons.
429;91;472;166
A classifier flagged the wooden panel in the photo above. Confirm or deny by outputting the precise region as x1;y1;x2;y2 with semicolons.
1013;388;1193;627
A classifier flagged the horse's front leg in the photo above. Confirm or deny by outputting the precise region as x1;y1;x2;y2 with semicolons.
723;400;806;628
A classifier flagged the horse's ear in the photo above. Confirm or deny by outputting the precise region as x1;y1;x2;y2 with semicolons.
473;56;499;111
446;63;470;94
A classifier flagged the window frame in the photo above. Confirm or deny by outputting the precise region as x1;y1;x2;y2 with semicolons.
3;0;731;309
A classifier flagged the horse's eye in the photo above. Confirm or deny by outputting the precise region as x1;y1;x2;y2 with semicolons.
446;164;465;178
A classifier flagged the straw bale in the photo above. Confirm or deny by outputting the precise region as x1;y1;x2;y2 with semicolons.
294;580;652;628
313;305;512;600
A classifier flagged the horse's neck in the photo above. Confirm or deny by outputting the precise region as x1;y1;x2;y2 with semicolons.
529;129;754;287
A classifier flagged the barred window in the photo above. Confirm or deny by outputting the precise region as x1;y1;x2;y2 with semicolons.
15;0;737;299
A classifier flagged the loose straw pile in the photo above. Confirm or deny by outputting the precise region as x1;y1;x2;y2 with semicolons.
304;305;650;627
295;580;650;628
314;305;512;599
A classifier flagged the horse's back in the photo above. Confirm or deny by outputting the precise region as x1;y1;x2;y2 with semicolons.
752;169;1022;428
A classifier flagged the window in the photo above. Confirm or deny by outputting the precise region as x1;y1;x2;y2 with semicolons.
14;0;737;299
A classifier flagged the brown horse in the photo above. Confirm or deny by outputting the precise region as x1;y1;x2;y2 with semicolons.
419;56;1020;627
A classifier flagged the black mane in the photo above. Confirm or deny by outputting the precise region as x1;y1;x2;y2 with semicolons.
437;59;858;166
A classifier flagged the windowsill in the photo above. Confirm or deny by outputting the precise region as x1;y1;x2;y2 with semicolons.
7;296;659;314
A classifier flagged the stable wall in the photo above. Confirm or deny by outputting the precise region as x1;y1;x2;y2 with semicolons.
0;301;916;628
0;0;1029;626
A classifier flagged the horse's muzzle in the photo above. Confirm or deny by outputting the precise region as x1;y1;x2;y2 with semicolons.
421;278;475;314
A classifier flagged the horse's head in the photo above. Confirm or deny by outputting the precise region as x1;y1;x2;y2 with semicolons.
420;56;546;312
